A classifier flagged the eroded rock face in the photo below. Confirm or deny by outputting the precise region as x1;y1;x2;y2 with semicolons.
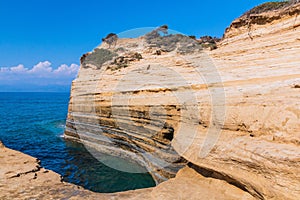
65;34;202;183
181;3;300;199
65;3;300;199
0;142;255;200
224;1;300;39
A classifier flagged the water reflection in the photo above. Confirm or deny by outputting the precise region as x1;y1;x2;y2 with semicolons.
62;139;156;193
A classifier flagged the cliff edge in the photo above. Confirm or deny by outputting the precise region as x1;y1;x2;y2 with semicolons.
65;2;300;199
2;2;299;200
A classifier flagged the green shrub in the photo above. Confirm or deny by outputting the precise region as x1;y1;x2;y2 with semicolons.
82;48;118;69
243;1;289;16
145;32;202;53
107;52;143;71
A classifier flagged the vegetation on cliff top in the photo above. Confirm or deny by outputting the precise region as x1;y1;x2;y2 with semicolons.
145;30;203;54
243;1;288;16
242;0;299;17
107;52;143;71
226;0;300;40
82;48;118;69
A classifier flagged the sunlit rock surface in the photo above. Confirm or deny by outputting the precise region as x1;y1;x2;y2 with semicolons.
0;142;254;199
2;2;299;199
66;3;300;198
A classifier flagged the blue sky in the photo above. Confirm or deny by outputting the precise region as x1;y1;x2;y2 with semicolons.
0;0;271;92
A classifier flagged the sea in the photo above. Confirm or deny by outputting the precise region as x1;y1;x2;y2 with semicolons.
0;92;155;192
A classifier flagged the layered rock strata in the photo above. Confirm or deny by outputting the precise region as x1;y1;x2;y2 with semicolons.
64;34;203;183
63;3;300;199
0;142;254;200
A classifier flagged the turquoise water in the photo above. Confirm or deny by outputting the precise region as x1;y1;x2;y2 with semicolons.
0;92;155;192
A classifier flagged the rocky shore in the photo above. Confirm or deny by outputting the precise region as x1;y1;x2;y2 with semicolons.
0;141;254;199
2;2;300;199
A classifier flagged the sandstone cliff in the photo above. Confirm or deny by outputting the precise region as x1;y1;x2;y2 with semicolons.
1;2;300;200
50;2;300;199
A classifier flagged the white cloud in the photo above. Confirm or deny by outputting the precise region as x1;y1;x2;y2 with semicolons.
10;64;28;72
0;61;79;77
53;63;80;75
0;67;9;72
29;61;52;73
0;61;79;86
